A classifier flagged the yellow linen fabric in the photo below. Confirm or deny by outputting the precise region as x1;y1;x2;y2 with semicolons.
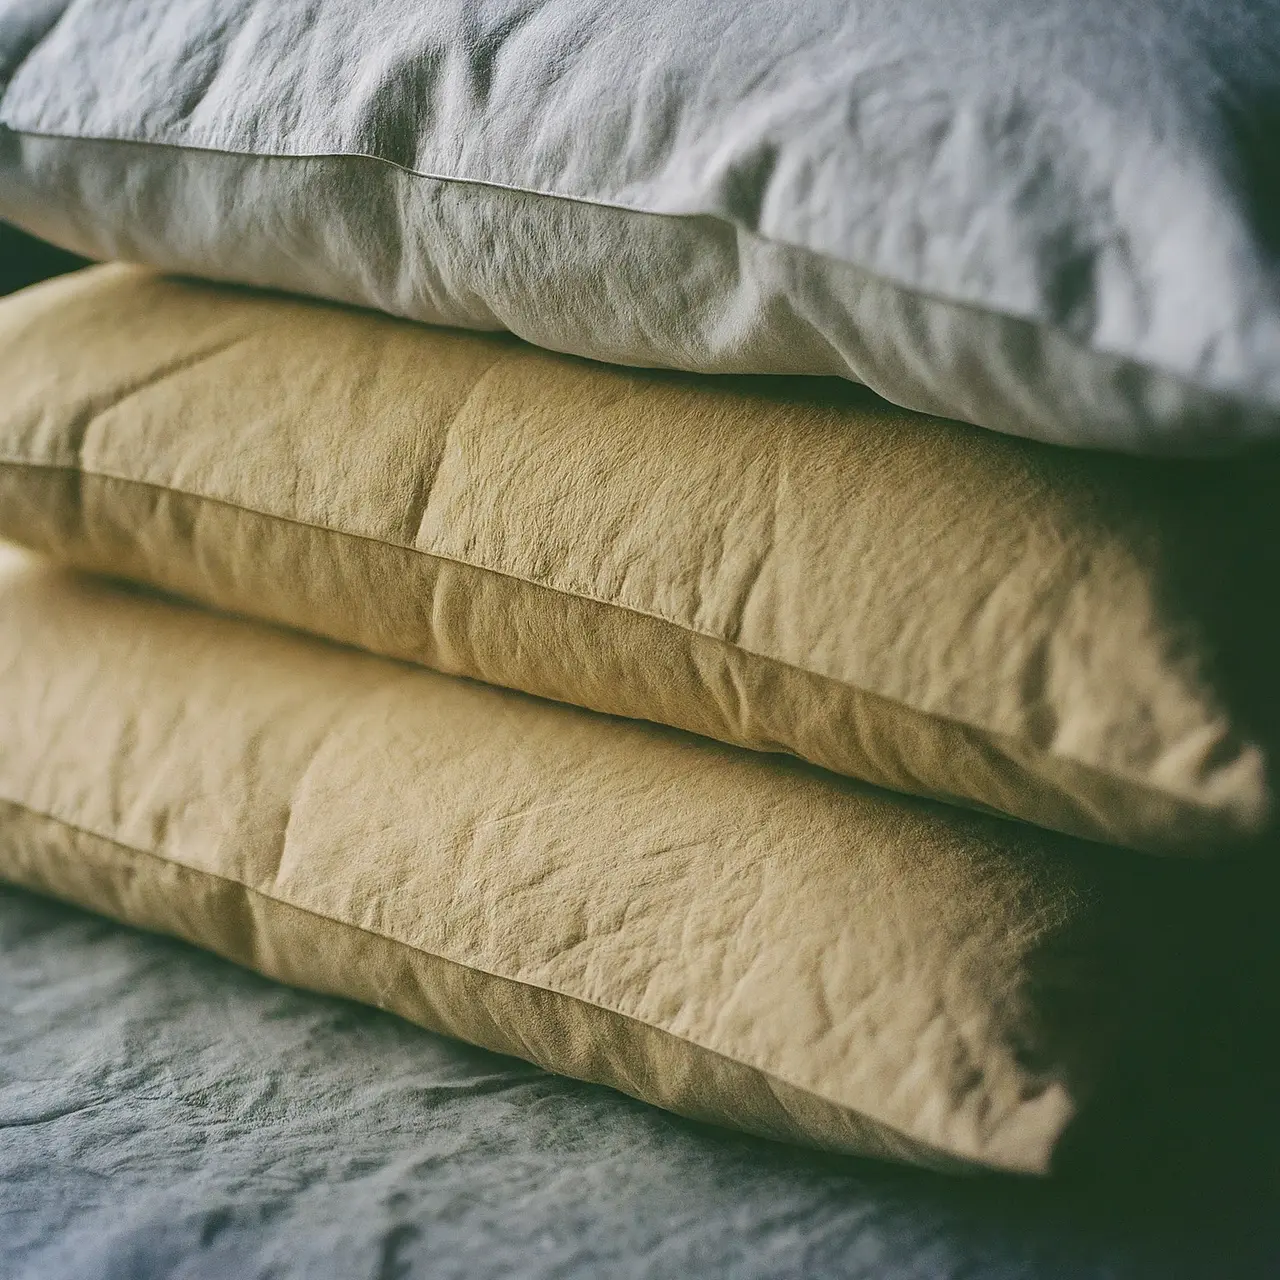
0;266;1273;853
0;546;1189;1175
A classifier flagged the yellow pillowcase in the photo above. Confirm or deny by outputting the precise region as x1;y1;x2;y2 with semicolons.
0;265;1273;853
0;545;1198;1175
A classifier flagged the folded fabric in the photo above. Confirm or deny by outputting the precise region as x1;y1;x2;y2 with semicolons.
0;544;1208;1175
2;0;1278;453
1;265;1275;854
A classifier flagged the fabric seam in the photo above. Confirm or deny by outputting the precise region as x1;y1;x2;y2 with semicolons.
0;792;1014;1173
0;455;1247;829
0;123;1276;417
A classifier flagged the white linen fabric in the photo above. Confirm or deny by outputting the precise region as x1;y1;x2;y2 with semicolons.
1;0;1278;452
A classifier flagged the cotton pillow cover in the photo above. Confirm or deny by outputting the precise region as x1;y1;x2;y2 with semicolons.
0;266;1274;855
0;544;1211;1176
1;0;1278;453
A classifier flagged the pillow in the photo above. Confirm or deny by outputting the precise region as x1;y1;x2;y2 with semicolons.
0;544;1210;1176
0;265;1273;855
1;0;1278;453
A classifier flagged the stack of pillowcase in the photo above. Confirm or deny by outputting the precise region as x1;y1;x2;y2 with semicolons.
1;0;1277;1177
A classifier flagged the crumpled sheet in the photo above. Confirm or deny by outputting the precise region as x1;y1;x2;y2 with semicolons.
2;886;1276;1280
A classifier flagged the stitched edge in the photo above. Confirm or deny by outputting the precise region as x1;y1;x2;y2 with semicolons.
0;793;1035;1175
0;122;1277;425
0;456;1260;842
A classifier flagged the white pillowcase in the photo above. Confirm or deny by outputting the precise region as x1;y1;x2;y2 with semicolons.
2;0;1279;452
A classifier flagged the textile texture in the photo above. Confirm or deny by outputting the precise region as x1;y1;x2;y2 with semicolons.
2;885;1278;1279
0;267;1276;852
0;546;1220;1175
2;0;1279;450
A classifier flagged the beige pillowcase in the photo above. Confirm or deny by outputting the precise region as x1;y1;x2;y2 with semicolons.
0;544;1196;1176
0;265;1273;854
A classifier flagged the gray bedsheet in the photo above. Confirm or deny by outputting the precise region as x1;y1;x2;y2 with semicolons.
1;885;1276;1280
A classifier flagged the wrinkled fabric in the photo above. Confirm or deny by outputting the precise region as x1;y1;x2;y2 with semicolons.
1;0;1278;452
0;266;1274;853
5;887;1277;1280
0;546;1202;1175
0;0;61;91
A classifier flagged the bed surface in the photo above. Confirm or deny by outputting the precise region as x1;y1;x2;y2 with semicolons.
2;887;1276;1280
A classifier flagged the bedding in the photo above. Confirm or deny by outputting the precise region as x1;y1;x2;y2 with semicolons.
5;885;1277;1280
0;544;1217;1176
2;0;1279;453
0;266;1274;854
